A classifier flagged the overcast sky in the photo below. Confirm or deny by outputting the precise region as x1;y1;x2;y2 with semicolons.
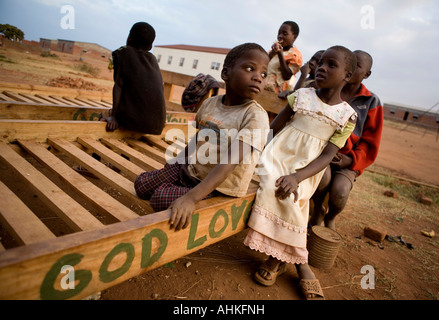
1;0;438;111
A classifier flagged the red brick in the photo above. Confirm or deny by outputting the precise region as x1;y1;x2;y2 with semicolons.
364;226;387;242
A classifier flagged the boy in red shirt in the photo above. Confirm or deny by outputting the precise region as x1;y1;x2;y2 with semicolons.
310;50;383;230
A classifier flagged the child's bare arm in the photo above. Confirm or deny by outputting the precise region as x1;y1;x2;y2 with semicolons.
277;51;293;81
271;42;293;81
275;142;340;201
169;139;249;231
105;69;123;131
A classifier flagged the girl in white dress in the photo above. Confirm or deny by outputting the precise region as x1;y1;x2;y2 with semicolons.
244;46;358;300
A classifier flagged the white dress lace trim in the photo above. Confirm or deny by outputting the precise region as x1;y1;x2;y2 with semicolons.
244;229;308;265
252;205;307;234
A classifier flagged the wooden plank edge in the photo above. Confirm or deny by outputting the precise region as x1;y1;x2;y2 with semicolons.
0;193;255;300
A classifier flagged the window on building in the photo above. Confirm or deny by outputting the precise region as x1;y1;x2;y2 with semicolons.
193;59;198;69
167;56;173;65
179;57;185;67
211;62;220;70
390;109;395;114
157;54;162;63
413;114;419;120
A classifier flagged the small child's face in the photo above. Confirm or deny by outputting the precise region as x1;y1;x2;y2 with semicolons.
348;52;371;84
277;24;297;48
315;49;351;89
222;49;269;102
308;51;324;73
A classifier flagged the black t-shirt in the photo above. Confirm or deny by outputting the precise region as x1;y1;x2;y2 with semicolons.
112;46;166;134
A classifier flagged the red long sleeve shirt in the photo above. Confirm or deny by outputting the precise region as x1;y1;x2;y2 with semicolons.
340;84;383;176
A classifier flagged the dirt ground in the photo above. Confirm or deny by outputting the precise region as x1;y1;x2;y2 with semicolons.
1;44;438;301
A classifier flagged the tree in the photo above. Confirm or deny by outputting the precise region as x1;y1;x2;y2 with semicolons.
0;24;25;41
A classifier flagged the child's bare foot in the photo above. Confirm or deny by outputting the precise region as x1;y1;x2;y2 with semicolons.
254;257;286;286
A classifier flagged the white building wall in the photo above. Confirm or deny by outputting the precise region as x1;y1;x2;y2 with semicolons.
153;47;226;82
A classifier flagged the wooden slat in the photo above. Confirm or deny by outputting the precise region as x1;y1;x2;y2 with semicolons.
0;120;143;143
90;99;112;108
61;96;88;106
3;91;35;103
49;96;77;106
0;101;106;121
18;140;140;222
47;138;154;213
125;138;167;165
100;138;163;171
0;93;12;101
0;191;255;300
72;97;106;108
0;180;56;245
0;142;103;232
77;137;145;182
0;82;112;101
34;94;64;105
143;134;184;154
18;93;50;104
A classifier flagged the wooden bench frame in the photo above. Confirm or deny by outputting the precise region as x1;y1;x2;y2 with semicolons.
0;120;257;300
0;71;285;300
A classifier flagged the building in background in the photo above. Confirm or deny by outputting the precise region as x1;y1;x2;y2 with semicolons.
384;102;439;129
39;38;111;59
153;44;230;82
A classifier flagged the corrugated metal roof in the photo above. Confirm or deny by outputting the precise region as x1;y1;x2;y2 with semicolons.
154;44;230;55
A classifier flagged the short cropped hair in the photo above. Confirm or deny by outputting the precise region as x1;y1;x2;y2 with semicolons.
223;43;268;69
354;50;373;70
328;45;357;74
283;21;300;36
128;22;156;49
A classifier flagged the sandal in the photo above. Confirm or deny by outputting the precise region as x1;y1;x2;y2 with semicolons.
254;262;287;286
299;279;325;300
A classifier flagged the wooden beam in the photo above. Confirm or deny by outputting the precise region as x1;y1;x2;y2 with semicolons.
255;89;287;114
49;96;78;106
17;93;50;104
100;138;163;171
0;180;56;245
0;101;106;121
34;94;64;105
0;142;104;232
47;138;154;213
0;120;143;143
77;137;145;182
125;138;167;165
2;91;35;103
0;100;193;123
0;82;112;101
0;92;12;101
18;140;140;222
0;192;255;300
